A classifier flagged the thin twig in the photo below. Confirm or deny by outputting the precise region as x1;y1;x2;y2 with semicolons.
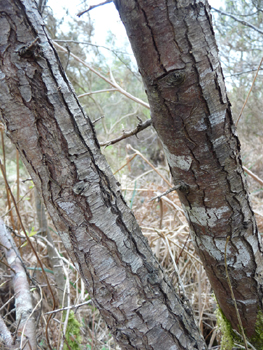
92;115;104;125
232;329;257;350
77;0;113;17
127;145;172;188
224;236;248;350
1;188;34;219
150;185;180;202
176;234;190;265
78;88;117;98
53;40;138;79
52;41;149;109
113;153;137;175
228;68;263;77
144;227;202;265
236;56;263;126
59;262;70;350
0;293;17;312
100;119;152;147
159;198;164;230
212;7;263;35
0;258;16;273
63;336;74;350
163;235;188;301
156;195;184;213
243;165;263;186
53;40;132;56
45;300;92;315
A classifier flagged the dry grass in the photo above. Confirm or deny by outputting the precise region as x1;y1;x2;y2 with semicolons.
0;136;262;350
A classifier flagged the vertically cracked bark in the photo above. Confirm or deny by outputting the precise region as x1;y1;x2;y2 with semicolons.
0;0;207;349
114;0;263;339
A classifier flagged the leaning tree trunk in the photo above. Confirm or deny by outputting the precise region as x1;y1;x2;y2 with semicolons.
114;0;263;341
0;0;206;349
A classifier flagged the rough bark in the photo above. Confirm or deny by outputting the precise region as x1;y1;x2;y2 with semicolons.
114;0;263;338
0;0;207;349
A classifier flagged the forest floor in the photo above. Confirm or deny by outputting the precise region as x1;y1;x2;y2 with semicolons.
0;132;262;350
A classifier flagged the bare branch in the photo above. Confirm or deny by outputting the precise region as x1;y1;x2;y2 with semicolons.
78;88;117;98
53;40;131;56
0;315;13;348
100;118;152;146
212;7;263;35
0;219;37;350
236;56;263;126
150;185;180;202
92;115;104;125
0;294;17;313
101;112;263;188
45;300;92;315
77;0;113;17
52;41;150;109
53;40;139;79
228;68;263;76
127;144;172;188
243;166;263;186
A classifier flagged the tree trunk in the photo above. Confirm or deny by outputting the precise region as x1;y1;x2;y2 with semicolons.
0;0;206;349
0;219;37;350
114;0;263;340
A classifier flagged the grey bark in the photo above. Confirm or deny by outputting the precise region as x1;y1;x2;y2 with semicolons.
114;0;263;340
0;315;13;349
0;0;206;349
0;219;37;350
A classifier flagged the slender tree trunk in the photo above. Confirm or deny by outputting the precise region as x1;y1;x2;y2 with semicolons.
0;0;206;349
114;0;263;339
0;219;37;350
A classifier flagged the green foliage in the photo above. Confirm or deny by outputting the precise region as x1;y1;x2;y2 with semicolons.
63;311;82;350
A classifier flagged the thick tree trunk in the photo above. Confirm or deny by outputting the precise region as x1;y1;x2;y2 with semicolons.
0;0;206;349
114;0;263;339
